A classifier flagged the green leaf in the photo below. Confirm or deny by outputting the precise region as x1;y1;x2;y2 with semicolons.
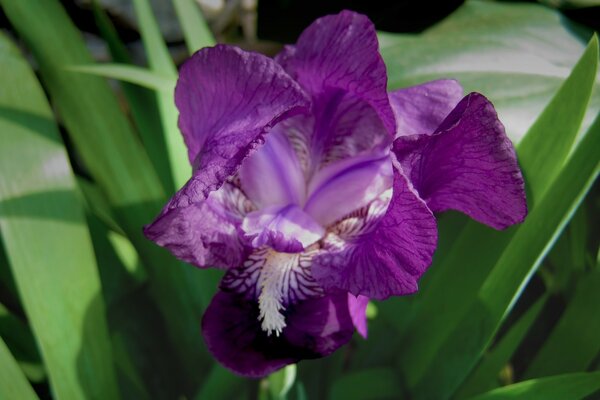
132;0;189;188
0;336;39;400
0;32;119;399
329;369;402;400
268;364;296;400
396;33;599;396
194;365;247;400
0;0;213;394
523;269;600;378
469;371;600;400
456;296;547;398
380;0;599;144
517;34;599;205
0;303;45;383
67;64;175;92
411;108;600;399
90;0;173;192
173;0;215;53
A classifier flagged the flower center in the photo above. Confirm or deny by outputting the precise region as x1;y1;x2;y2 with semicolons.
258;250;299;336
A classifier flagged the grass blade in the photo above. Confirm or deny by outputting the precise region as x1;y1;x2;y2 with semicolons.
0;302;45;383
91;0;173;192
0;1;214;394
523;269;600;378
0;336;39;400
517;35;599;205
455;296;547;398
0;32;119;399
68;64;175;91
469;371;600;400
132;0;189;187
173;0;215;53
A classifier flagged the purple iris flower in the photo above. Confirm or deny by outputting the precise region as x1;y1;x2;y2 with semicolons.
144;11;527;377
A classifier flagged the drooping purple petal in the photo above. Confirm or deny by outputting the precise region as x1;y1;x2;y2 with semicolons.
393;93;527;230
389;79;463;137
311;168;438;300
170;45;310;208
348;294;369;338
242;205;324;253
201;290;354;377
276;11;395;135
304;153;393;227
144;183;251;268
239;130;306;209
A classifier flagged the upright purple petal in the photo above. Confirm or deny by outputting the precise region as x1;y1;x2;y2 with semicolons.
239;130;306;208
171;45;309;208
276;11;395;167
389;79;463;137
304;153;393;227
311;168;438;300
393;93;527;230
201;291;354;377
144;183;251;268
276;11;394;134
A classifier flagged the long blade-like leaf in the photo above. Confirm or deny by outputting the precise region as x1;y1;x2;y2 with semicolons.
0;302;44;383
68;64;175;92
0;336;39;400
469;371;600;400
91;0;173;192
0;32;119;399
0;1;213;394
523;269;600;378
455;296;547;398
132;0;189;187
173;0;215;53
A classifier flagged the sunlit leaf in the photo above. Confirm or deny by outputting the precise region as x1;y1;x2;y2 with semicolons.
380;0;599;144
67;64;175;92
173;0;215;53
132;0;189;187
0;32;119;399
0;1;214;395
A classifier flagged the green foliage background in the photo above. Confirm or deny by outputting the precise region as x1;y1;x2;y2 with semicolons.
0;0;598;399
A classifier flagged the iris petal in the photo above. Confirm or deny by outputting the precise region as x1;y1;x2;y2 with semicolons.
239;130;306;208
389;79;464;137
201;290;354;378
393;93;527;230
304;153;393;227
276;11;395;135
169;45;309;208
311;167;438;300
143;183;250;268
242;205;325;252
